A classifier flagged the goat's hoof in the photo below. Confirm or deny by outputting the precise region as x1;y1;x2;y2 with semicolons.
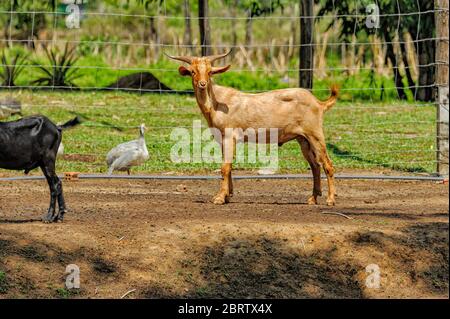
326;198;336;206
307;196;318;205
57;210;66;220
42;216;53;223
212;194;228;205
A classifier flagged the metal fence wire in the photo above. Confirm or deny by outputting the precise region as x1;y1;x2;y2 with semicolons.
0;0;448;178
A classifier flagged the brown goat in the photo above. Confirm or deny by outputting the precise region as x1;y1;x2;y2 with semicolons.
167;51;338;206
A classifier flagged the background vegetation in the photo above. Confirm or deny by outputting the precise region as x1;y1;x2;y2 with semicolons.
0;0;437;101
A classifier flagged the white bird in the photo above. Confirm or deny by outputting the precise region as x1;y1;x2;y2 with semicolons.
106;124;149;175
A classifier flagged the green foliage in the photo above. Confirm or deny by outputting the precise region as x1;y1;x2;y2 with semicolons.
55;287;74;299
32;43;83;88
316;0;436;101
0;0;434;102
312;70;408;102
0;0;57;11
215;70;288;91
223;0;289;16
0;0;56;37
6;48;410;102
0;271;8;294
317;0;435;38
0;47;28;87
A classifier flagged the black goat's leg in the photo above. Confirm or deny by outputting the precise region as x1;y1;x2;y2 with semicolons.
55;177;66;222
40;164;58;223
44;157;66;222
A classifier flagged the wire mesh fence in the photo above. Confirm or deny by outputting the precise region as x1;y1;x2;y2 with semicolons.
0;0;448;177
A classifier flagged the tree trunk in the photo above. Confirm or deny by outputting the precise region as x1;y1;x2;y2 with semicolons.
399;33;416;97
154;5;161;57
299;0;314;89
198;0;211;56
435;0;449;176
408;6;436;101
245;12;253;49
288;5;297;60
4;1;15;48
149;17;157;42
416;41;435;101
149;16;159;58
385;35;407;100
183;0;192;53
230;0;238;57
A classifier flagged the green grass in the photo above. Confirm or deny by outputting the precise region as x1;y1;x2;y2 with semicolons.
0;90;436;175
0;271;8;293
55;287;79;299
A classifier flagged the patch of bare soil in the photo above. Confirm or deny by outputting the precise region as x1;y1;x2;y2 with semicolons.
61;154;98;163
0;178;448;298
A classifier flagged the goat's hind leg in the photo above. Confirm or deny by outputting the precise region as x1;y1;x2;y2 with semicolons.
55;176;66;222
297;136;322;205
53;134;66;221
306;134;336;206
322;151;336;206
40;163;58;223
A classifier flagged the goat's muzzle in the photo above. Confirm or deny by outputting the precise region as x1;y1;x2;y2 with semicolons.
198;81;207;89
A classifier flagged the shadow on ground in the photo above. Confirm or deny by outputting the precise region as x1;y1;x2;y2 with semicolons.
349;222;449;294
140;235;365;299
327;143;427;173
0;232;121;298
1;221;448;298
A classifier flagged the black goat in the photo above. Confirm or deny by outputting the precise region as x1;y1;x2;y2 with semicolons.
0;116;81;222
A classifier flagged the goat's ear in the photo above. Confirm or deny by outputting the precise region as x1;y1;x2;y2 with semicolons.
178;65;191;76
211;65;231;75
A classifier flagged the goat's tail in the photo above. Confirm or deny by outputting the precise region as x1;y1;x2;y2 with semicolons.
319;84;339;112
58;116;82;130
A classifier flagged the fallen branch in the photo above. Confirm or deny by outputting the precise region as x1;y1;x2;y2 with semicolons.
120;289;136;299
321;212;353;220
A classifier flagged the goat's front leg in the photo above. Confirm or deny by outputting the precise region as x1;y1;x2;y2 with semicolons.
213;135;234;205
213;162;232;204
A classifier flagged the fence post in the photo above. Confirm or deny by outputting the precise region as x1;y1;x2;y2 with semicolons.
435;0;449;176
299;0;314;89
198;0;212;56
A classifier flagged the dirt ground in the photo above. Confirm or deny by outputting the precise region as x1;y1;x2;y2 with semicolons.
0;177;448;299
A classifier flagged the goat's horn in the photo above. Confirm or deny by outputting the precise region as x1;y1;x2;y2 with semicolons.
206;49;233;63
163;52;193;64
